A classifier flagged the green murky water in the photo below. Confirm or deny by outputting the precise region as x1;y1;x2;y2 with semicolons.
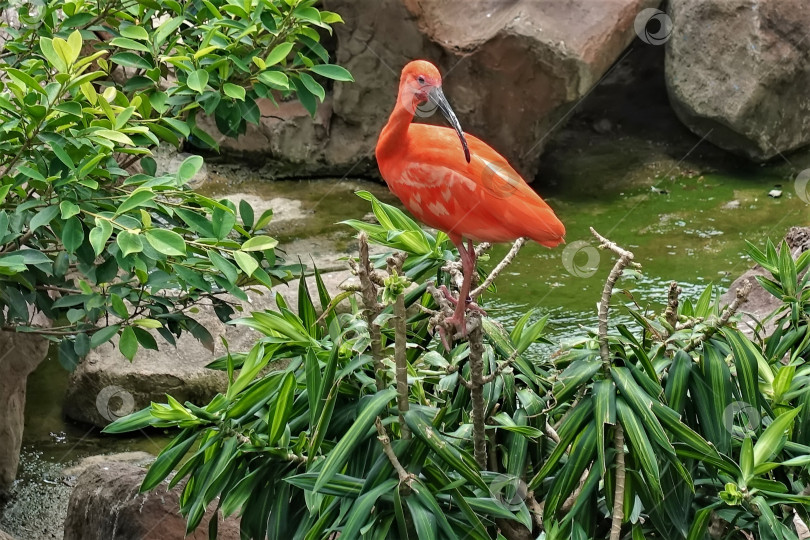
199;158;809;342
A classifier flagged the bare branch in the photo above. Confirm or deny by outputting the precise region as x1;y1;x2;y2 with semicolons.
561;467;591;512
683;280;752;352
355;233;385;390
609;424;626;540
676;316;704;331
375;417;413;487
544;422;561;444
481;348;520;384
588;229;633;540
526;493;545;530
590;227;639;366
474;242;492;258
393;282;410;439
468;313;488;468
664;281;681;332
471;237;526;300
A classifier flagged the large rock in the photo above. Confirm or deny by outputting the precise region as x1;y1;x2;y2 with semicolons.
0;332;49;495
63;461;238;540
64;270;352;428
394;0;661;178
204;0;658;180
721;227;810;337
0;530;16;540
666;0;810;161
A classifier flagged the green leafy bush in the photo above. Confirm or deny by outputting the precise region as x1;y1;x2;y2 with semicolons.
0;0;348;367
106;193;810;539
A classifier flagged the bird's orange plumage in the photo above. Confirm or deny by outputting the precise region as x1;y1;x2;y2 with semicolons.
376;60;565;248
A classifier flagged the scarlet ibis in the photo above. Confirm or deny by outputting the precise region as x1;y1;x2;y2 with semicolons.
375;60;565;334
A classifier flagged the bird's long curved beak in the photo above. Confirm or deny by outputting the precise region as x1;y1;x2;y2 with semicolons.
429;86;471;163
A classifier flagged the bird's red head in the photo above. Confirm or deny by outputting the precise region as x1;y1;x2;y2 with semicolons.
399;60;443;110
398;60;470;163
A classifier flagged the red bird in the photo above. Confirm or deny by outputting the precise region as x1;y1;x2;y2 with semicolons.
375;60;565;333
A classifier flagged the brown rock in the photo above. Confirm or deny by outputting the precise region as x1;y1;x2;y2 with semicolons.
0;529;17;540
205;0;658;180
721;227;810;337
0;332;49;495
666;0;810;161
401;0;659;177
63;462;238;540
332;0;659;180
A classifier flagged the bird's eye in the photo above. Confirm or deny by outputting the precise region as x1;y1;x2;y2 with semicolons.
417;75;426;85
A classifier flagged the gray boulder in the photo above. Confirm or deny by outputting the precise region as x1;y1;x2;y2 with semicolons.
63;461;238;540
666;0;810;161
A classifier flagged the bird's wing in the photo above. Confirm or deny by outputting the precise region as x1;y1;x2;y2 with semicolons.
396;125;565;246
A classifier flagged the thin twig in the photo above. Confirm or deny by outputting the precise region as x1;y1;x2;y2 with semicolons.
445;364;473;389
609;425;626;540
375;417;412;487
390;254;410;439
481;347;520;384
471;238;526;299
544;422;561;444
590;227;639;366
0;229;35;253
468;313;488;468
561;467;591;512
589;228;634;540
683;280;752;352
664;281;681;333
355;233;385;390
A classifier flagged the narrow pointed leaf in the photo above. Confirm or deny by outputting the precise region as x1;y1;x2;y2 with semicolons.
268;372;296;445
314;389;397;493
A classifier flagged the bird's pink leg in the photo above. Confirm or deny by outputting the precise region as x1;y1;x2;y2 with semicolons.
445;239;479;336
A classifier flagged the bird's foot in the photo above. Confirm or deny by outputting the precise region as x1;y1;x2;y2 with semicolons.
439;285;459;306
466;301;487;316
436;324;453;351
438;285;487;315
444;313;468;339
